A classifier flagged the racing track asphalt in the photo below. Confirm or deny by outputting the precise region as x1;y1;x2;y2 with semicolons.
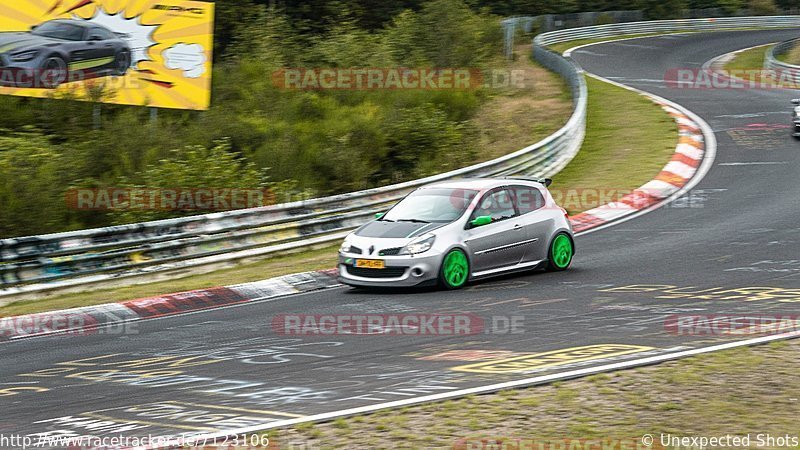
2;29;800;443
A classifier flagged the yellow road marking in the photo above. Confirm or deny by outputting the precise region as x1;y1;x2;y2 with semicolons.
451;344;653;374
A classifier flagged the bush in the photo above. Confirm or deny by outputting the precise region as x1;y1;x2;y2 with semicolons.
749;0;779;14
0;130;72;236
595;12;616;24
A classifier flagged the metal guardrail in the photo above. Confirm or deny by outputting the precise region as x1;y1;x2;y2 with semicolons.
0;58;588;294
765;37;800;80
4;15;800;296
534;16;800;46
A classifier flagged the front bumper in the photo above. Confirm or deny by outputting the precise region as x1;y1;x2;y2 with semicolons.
337;251;444;287
0;54;42;87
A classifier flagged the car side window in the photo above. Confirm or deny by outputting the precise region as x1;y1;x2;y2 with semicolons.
90;28;113;40
511;186;545;214
470;189;516;223
97;28;116;40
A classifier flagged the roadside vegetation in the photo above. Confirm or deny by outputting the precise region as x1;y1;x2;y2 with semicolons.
271;340;799;448
721;43;772;84
775;41;800;65
726;44;770;69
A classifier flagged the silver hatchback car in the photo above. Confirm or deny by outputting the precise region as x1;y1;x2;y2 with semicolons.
338;177;575;289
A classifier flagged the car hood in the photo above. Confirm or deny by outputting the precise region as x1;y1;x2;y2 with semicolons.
354;220;445;239
0;32;61;54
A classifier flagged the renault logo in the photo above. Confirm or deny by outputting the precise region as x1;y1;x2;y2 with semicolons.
368;245;375;255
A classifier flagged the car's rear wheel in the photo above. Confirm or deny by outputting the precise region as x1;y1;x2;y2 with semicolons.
114;51;130;76
41;56;67;88
546;233;574;271
438;249;469;290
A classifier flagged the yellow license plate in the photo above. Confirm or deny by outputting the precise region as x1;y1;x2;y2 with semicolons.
355;259;385;269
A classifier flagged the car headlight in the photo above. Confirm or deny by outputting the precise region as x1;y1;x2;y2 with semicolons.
339;238;353;254
11;51;38;62
401;234;436;255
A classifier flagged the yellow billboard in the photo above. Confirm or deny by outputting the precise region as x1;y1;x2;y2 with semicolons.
0;0;214;110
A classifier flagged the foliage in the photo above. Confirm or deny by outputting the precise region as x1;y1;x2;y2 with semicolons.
109;140;266;224
0;130;72;236
748;0;779;14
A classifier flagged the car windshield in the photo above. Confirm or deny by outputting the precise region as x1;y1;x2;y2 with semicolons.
32;22;85;41
381;188;478;223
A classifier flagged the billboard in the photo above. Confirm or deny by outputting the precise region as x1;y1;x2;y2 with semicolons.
0;0;214;110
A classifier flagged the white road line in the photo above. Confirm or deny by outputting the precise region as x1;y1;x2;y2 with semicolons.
718;161;789;166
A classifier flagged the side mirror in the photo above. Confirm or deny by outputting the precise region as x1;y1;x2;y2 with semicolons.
543;178;552;187
89;35;103;41
30;25;38;31
470;216;493;228
375;212;385;219
792;99;800;105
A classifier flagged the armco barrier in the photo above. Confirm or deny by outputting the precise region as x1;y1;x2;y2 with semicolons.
0;60;588;295
3;15;800;297
532;15;800;46
765;37;800;81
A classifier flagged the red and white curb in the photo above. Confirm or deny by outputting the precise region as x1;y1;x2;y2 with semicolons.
0;270;340;342
569;98;707;232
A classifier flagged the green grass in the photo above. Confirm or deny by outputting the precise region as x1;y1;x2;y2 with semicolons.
555;76;677;215
721;44;773;85
0;244;339;317
547;32;676;54
272;339;800;448
726;44;770;70
775;43;800;65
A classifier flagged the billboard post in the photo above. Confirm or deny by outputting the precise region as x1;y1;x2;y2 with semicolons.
0;0;215;111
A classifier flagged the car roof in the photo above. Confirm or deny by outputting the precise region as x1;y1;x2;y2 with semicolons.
46;19;94;29
420;178;545;191
50;19;95;28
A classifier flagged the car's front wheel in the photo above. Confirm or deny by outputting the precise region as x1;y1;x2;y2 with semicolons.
546;233;574;271
438;249;469;290
40;56;67;89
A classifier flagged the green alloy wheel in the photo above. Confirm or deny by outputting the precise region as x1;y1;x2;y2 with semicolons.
439;249;469;289
547;233;574;271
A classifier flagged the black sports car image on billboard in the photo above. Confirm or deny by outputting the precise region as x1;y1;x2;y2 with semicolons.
0;19;131;89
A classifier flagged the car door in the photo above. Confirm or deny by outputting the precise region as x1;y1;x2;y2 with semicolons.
464;188;526;274
510;185;551;263
92;27;119;69
78;28;114;71
65;28;94;69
